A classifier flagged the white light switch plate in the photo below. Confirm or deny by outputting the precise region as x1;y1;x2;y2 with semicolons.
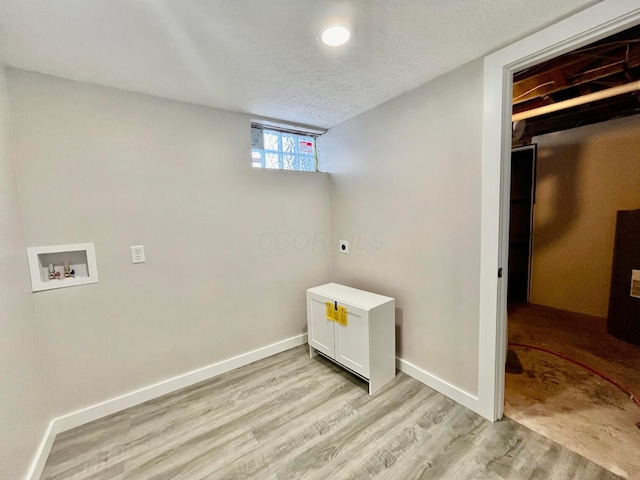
339;240;349;254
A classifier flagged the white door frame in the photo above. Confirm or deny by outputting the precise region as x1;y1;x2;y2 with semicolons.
478;0;640;421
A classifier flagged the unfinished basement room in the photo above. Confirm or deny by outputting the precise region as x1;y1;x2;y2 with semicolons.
505;23;640;478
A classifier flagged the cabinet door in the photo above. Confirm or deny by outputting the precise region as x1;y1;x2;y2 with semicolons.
334;303;369;378
308;295;335;357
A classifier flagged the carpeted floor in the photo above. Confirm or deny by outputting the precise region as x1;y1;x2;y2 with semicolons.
505;303;640;479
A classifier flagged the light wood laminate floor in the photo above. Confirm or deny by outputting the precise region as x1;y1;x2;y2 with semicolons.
41;345;620;480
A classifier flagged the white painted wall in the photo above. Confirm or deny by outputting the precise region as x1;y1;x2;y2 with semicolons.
7;69;331;419
0;67;49;479
319;60;483;397
530;115;640;318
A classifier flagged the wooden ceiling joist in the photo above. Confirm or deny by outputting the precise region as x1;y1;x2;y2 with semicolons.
512;25;640;138
513;43;640;105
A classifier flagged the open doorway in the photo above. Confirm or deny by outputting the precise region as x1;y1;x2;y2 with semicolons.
479;0;640;436
503;25;640;478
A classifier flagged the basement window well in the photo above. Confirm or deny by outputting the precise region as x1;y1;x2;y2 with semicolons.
251;122;322;171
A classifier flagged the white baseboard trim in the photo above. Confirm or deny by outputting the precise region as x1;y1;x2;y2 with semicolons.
26;333;308;480
396;357;479;414
25;420;59;480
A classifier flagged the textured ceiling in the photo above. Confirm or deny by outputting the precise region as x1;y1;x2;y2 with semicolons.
0;0;600;129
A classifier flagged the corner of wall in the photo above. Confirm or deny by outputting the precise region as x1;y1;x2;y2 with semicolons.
0;65;51;480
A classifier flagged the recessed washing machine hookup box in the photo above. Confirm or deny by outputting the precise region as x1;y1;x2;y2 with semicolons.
26;243;99;292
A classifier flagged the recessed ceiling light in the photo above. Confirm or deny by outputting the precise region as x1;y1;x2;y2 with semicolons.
320;25;351;47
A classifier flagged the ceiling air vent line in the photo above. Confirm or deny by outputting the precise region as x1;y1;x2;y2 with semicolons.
512;80;640;122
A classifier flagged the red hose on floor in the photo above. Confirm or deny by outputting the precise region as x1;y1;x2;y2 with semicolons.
508;342;640;409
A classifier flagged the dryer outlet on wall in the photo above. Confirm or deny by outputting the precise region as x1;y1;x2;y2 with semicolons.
130;245;146;264
339;240;349;254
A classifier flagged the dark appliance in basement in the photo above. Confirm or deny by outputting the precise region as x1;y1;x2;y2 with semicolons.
607;209;640;345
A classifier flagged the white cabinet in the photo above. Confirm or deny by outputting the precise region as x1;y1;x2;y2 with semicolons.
307;283;396;395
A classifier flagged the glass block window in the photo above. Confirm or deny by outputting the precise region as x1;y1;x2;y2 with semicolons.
251;127;317;171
